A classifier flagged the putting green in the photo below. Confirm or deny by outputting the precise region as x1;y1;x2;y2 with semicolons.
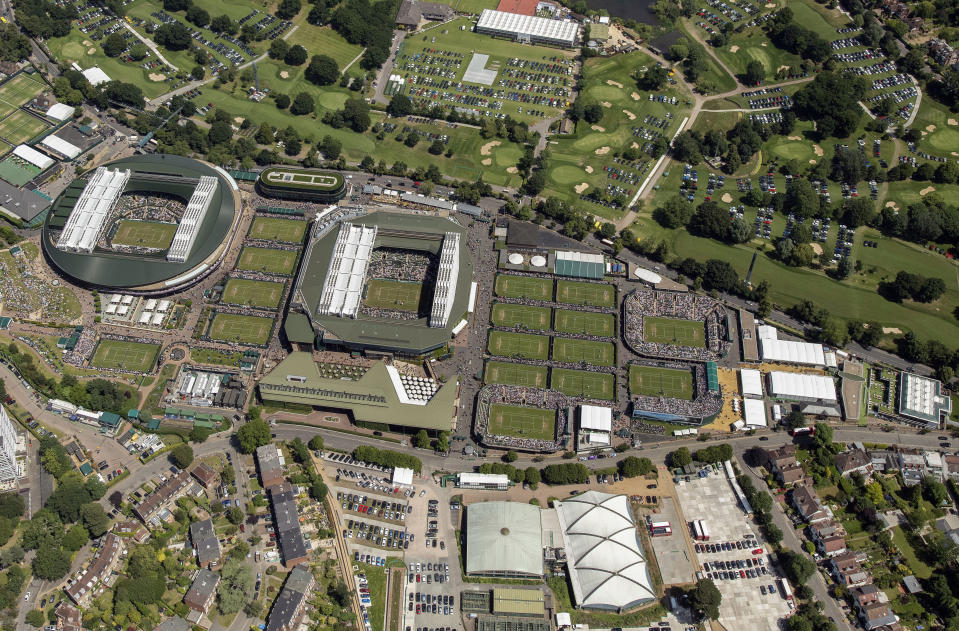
742;47;774;72
495;144;522;167
768;140;813;161
926;128;959;153
318;91;349;110
572;132;612;152
585;85;625;102
550;165;585;184
60;42;85;59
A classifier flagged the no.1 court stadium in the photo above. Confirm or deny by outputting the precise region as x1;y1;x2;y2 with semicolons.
488;403;557;441
90;339;160;373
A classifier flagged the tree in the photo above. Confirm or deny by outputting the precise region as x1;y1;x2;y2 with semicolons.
783;411;807;430
25;610;44;628
763;522;783;545
744;60;765;85
217;560;254;614
429;139;445;155
922;477;948;506
268;38;289;60
305;54;339;86
782;550;816;584
387;94;413;117
309;435;325;451
81;503;110;537
62;524;89;551
503;450;518;463
236;419;271;453
276;0;301;18
414;430;431;449
525;467;540;489
0;493;24;519
274;93;291;110
435;432;449;452
653;195;695;228
103;32;127;57
689;578;722;620
290;92;315;115
670;447;692;468
284;44;308;66
311;480;328;501
583;103;604;124
168;443;194;470
618;456;654;478
226;506;245;524
32;546;70;580
186;5;210;27
210;14;237;34
190;426;213;443
639;65;669;90
154;22;193;51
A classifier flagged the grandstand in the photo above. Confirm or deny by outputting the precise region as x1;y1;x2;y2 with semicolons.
430;232;460;328
167;175;218;262
56;167;132;253
622;287;729;362
317;222;378;318
627;360;723;425
475;384;568;452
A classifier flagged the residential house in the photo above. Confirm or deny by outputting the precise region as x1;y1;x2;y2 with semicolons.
852;586;899;630
268;481;309;569
818;535;848;557
266;564;315;631
134;469;196;525
256;443;286;488
114;520;150;543
763;444;805;485
808;520;847;556
791;485;831;523
394;0;453;29
923;451;944;481
184;568;220;616
828;552;870;587
897;450;925;486
190;519;222;569
64;533;125;607
935;515;959;546
55;603;83;631
902;575;922;594
927;39;959;66
869;450;897;473
835;449;872;478
190;462;220;489
944;455;959;480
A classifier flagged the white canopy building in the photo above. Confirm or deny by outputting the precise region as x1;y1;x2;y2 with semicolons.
40;135;82;159
578;405;612;448
758;327;826;366
13;144;54;170
316;222;377;318
740;369;763;398
391;467;414;487
768;372;837;403
743;398;767;428
475;9;580;48
555;491;655;612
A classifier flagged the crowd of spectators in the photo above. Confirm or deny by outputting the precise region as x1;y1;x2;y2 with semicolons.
0;248;80;323
474;384;569;452
623;288;729;360
368;247;437;283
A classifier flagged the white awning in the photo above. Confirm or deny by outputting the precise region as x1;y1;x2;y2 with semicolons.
392;467;414;486
743;398;767;427
740;369;763;397
580;405;612;432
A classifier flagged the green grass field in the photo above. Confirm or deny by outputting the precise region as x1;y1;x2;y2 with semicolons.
222;278;285;309
484;361;548;388
236;247;298;275
90;339;160;372
190;347;244;367
553;309;615;337
550;368;615;401
552;338;615;366
555;280;616;308
490;303;551;330
494;274;553;301
488;404;557;441
487;331;550;360
112;220;177;249
0;155;41;187
0;74;47;117
0;109;51;145
643;316;706;348
249;217;307;242
209;313;273;345
629;365;694;400
364;279;423;312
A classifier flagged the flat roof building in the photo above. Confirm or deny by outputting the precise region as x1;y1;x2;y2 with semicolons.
475;9;580;48
466;502;544;578
898;372;951;427
491;588;546;617
740;369;763;397
458;472;510;490
768;372;837;403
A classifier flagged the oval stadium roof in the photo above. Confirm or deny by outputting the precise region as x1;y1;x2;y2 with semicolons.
556;491;655;611
466;502;543;577
633;267;662;284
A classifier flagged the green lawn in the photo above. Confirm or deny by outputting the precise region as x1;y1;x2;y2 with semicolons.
484;361;548;388
553;309;615;337
358;562;391;631
494;274;553;301
643;316;706;348
555;280;616;307
364;279;423;312
0;109;51;145
236;246;299;275
208;313;273;345
488;404;557;440
112;220;178;249
487;331;550;361
90;339;160;372
249;216;307;242
490;303;551;330
550;368;615;400
629;364;695;400
551;338;615;366
285;25;364;69
190;347;244;367
221;278;285;309
891;526;933;579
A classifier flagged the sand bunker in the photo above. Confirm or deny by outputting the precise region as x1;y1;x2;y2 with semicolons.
591;125;606;132
811;243;823;255
480;140;501;156
952;152;959;157
882;327;902;334
481;158;492;166
631;141;640;149
885;201;900;211
765;1;776;6
777;65;790;73
148;73;166;81
920;186;936;196
721;193;733;203
623;109;636;120
233;117;245;125
813;144;824;156
949;118;958;126
787;135;801;141
87;48;96;55
606;80;624;88
809;159;817;164
601;101;611;108
506;166;518;174
595;146;610;155
83;39;92;46
729;45;740;53
280;71;289;79
574;182;590;194
761;42;767;47
585;166;594;173
927;124;937;132
631;92;641;100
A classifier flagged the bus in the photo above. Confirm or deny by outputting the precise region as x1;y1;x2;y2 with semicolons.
698;520;711;541
778;578;793;600
692;520;702;540
790;426;815;437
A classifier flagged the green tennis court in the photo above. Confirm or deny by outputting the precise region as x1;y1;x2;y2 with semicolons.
487;331;550;360
90;339;160;372
209;313;273;344
484;361;548;387
494;274;553;300
629;364;694;400
222;278;286;309
236;247;298;275
552;338;615;366
554;309;615;336
643;316;706;348
550;368;615;400
488;403;556;440
490;303;551;330
249;216;307;242
556;280;616;307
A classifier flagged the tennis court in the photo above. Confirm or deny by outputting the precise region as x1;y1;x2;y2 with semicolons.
644;316;706;348
484;361;548;387
556;280;616;307
90;339;160;372
550;368;615;400
249;216;307;242
494;274;553;300
112;220;177;249
552;338;614;366
553;309;615;336
0;74;47;119
364;279;423;312
629;364;694;400
0;154;41;187
209;313;273;344
0;109;52;145
490;303;551;330
236;247;298;275
488;403;556;440
487;331;550;360
222;278;285;309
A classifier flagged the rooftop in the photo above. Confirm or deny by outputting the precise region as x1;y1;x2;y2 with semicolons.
466;502;544;577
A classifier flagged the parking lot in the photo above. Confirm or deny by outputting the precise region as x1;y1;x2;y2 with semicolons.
646;496;696;585
674;471;792;631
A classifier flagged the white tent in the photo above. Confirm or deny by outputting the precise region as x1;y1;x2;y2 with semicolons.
740;369;763;397
45;103;75;121
392;467;414;487
743;398;767;428
13;145;54;169
769;371;836;402
579;405;612;432
760;337;826;366
40;135;81;159
633;267;662;284
82;66;111;86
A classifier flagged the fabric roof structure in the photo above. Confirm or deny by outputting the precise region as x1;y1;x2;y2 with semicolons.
769;371;837;402
167;175;217;262
757;325;778;339
45;103;75;121
56;167;131;253
554;250;604;279
555;491;655;611
429;232;460;328
743;398;767;427
466;502;543;577
392;467;414;486
633;267;662;284
759;337;826;366
740;369;763;398
316;222;377;318
13;144;54;169
579;405;612;432
82;66;111;86
41;135;81;159
476;9;580;47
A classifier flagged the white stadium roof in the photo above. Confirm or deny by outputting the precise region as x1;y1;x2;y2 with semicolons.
740;369;763;397
579;405;612;432
768;371;837;402
743;398;767;427
633;267;662;284
476;9;580;47
45;103;75;121
317;222;377;318
759;337;826;366
556;491;655;611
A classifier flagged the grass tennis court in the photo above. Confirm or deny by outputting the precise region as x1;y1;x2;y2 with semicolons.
643;316;706;348
0;74;47;119
236;247;298;275
494;274;553;301
112;220;177;249
484;361;548;387
488;403;557;441
490;303;551;330
0;109;51;145
556;280;616;307
249;216;307;242
552;338;615;366
364;279;423;312
554;309;615;337
0;155;41;187
488;331;550;360
629;364;694;400
90;339;160;373
222;278;285;309
209;313;273;345
550;368;615;400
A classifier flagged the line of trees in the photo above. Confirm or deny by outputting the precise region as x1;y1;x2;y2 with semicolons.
352;445;422;473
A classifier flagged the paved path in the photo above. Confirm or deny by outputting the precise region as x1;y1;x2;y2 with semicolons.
681;18;741;88
341;48;367;76
123;22;178;71
372;30;407;105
